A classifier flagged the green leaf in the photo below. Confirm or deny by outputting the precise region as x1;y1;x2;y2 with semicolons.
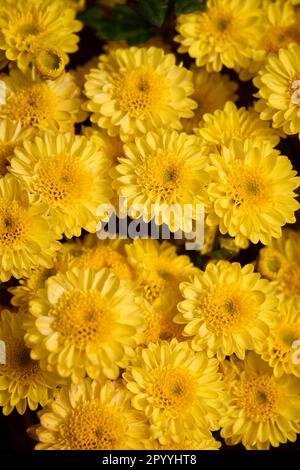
174;0;206;14
138;0;169;27
211;248;232;260
81;5;153;45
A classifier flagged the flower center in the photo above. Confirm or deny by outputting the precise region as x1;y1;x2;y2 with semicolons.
257;248;285;280
52;290;116;348
113;67;169;118
0;142;14;176
238;374;280;422
151;368;196;415
203;8;234;38
269;325;300;362
3;83;56;128
77;247;133;281
61;401;127;450
200;286;259;334
144;309;183;344
136;151;185;202
2;338;39;382
229;166;271;209
280;262;300;299
0;200;30;248
34;156;92;208
262;26;300;54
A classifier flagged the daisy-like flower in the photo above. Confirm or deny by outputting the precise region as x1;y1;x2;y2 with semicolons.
254;43;300;137
34;46;66;80
0;0;82;71
220;352;300;449
256;299;300;378
0;68;85;132
0;174;60;282
0;119;33;178
29;379;150;450
124;340;224;440
69;236;134;283
0;310;57;415
125;239;198;313
239;0;300;80
176;261;279;359
257;229;300;301
10;132;112;238
143;303;184;345
153;429;221;450
206;138;299;246
114;130;209;233
24;267;144;382
175;0;263;72
84;47;196;140
196;101;280;154
181;67;238;133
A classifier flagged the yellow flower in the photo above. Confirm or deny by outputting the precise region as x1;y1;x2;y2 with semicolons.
176;261;279;359
84;47;196;140
143;303;184;345
9;244;74;311
206;138;299;246
71;57;99;90
0;310;57;415
256;299;300;378
153;429;221;450
69;236;134;282
196;101;280;153
10;132;112;238
239;0;300;80
220;352;300;449
257;229;300;301
181;67;238;133
175;0;263;72
0;174;60;282
102;36;172;55
254;43;300;137
24;267;144;382
124;339;224;441
0;68;85;132
34;46;66;80
0;0;82;71
30;378;150;450
0;118;33;178
114;130;209;232
126;239;198;313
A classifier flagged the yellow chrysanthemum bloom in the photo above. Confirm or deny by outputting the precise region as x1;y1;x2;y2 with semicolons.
256;299;300;378
30;379;150;450
239;0;300;80
181;67;238;133
176;261;279;359
220;352;300;449
126;239;198;313
10;132;112;238
69;237;134;283
24;267;144;382
0;174;60;282
124;340;224;440
206;138;299;246
0;310;57;416
175;0;263;72
153;430;221;450
8;244;74;311
71;57;99;91
0;0;82;71
0;119;33;178
114;130;208;232
195;101;280;153
84;47;196;140
257;229;300;301
0;68;85;132
143;303;184;345
34;46;66;80
254;43;300;137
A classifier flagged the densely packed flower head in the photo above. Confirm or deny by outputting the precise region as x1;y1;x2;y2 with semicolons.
0;0;299;452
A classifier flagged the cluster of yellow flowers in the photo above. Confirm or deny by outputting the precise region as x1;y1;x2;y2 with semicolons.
0;0;300;451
